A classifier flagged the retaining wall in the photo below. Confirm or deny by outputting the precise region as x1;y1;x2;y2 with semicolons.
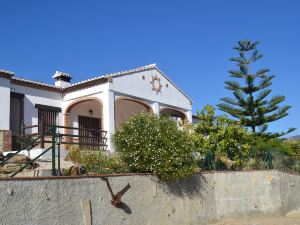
0;170;299;225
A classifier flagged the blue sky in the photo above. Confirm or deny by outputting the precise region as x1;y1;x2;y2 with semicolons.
0;0;299;135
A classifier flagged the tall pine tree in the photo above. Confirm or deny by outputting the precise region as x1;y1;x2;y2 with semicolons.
218;40;295;137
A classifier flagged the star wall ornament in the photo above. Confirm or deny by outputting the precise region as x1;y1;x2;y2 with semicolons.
150;75;163;94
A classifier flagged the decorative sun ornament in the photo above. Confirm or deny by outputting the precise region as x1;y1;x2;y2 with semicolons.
150;75;163;94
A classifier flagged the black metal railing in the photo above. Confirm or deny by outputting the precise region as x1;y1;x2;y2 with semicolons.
21;122;108;150
0;127;55;177
2;123;108;177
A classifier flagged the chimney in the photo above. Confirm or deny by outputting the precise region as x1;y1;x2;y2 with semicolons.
52;71;72;87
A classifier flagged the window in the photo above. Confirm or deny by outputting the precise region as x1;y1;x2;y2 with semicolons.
35;104;61;132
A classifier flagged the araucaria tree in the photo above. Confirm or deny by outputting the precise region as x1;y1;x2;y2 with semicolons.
218;40;295;136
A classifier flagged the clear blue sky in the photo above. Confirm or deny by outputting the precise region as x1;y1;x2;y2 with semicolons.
0;0;299;135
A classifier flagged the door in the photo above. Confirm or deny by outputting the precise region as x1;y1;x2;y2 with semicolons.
10;93;24;150
78;116;101;149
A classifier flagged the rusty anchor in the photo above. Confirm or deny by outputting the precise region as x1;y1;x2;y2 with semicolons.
111;183;131;208
101;177;131;208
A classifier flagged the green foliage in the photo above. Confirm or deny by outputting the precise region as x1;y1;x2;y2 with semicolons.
245;135;300;172
65;146;129;174
192;105;250;170
113;113;196;180
218;40;295;137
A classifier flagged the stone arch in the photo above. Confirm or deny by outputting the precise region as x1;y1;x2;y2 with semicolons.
160;107;188;125
65;97;103;114
114;97;152;128
64;97;104;140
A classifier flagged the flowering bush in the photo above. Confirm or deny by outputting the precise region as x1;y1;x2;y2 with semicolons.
113;113;196;180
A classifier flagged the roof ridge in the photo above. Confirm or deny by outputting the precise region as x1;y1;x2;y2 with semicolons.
12;77;60;89
0;69;15;75
6;64;192;102
63;63;157;89
7;64;156;89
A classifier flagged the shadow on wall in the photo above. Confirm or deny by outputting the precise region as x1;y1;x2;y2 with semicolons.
158;173;208;197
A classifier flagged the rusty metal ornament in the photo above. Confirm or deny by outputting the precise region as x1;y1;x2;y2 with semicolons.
101;177;131;209
150;75;163;94
111;183;131;208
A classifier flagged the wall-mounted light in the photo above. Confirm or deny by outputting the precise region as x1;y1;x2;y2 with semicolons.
89;109;93;115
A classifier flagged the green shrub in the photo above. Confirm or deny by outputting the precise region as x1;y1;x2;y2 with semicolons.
192;105;250;170
65;146;129;174
113;113;196;180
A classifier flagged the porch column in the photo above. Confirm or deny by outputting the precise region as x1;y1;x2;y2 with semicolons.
151;102;160;116
187;110;193;124
102;85;115;151
63;113;71;143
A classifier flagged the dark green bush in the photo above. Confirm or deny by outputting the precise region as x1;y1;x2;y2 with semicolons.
246;136;300;172
113;113;196;180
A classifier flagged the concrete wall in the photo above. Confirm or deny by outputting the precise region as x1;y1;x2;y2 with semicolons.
0;170;299;225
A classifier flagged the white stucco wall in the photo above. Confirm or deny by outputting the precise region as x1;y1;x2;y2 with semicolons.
62;83;114;150
62;84;107;104
10;84;63;129
101;83;115;150
111;68;192;111
62;85;107;119
0;78;11;130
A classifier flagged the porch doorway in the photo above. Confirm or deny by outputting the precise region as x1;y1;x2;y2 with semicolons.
78;115;102;149
10;93;24;150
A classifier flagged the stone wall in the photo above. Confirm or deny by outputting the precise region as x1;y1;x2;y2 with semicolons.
0;170;299;225
0;130;12;152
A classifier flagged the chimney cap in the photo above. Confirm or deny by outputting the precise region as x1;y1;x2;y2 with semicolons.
52;71;72;79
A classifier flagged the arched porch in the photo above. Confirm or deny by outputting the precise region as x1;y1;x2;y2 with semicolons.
64;98;105;149
114;97;152;128
160;107;188;126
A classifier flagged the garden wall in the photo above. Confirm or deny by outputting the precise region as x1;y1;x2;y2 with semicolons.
0;170;299;225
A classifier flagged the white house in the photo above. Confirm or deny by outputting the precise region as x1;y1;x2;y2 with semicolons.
0;64;193;152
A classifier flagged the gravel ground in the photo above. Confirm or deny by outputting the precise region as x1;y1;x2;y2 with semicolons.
210;217;300;225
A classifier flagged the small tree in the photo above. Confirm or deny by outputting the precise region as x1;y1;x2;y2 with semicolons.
193;105;250;170
218;40;295;137
113;113;196;180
